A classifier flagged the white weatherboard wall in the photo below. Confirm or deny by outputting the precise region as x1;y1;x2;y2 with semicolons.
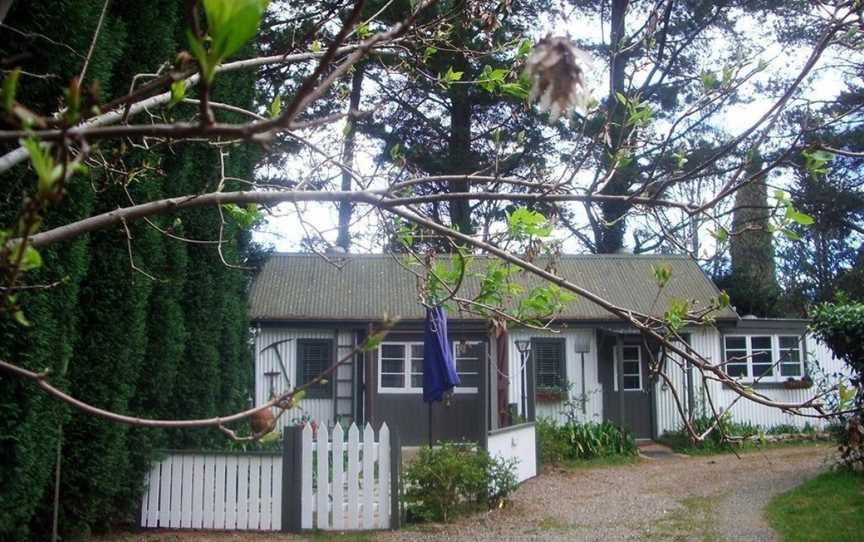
255;327;352;430
508;328;602;424
487;423;537;483
654;329;849;435
140;452;282;531
653;327;716;437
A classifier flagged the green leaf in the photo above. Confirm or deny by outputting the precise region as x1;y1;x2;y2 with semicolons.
222;203;260;229
1;68;20;112
651;264;672;289
310;40;322;53
21;137;60;195
507;207;552;239
785;207;814;226
203;0;269;63
356;21;370;39
439;66;463;88
389;143;402;161
781;227;800;241
711;227;728;243
13;310;31;327
516;39;532;58
186;29;212;81
168;80;186;109
18;244;42;272
700;70;718;91
615;91;627;105
500;82;529;100
718;290;731;308
269;95;282;118
423;46;437;60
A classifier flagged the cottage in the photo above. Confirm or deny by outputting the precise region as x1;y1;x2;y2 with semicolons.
249;253;845;445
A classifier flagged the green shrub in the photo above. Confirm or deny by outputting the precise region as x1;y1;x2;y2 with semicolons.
403;443;518;523
537;418;637;463
536;418;570;464
658;415;812;453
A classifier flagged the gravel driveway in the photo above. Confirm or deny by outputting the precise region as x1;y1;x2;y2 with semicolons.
381;444;833;542
100;445;833;542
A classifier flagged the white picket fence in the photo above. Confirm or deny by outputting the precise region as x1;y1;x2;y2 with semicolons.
140;451;282;531
302;422;393;530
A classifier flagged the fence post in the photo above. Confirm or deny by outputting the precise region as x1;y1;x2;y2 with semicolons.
282;426;303;533
389;429;401;530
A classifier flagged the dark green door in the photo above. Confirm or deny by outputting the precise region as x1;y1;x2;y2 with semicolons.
615;343;653;439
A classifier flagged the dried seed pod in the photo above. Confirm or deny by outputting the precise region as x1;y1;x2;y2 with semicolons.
250;407;276;434
524;36;591;123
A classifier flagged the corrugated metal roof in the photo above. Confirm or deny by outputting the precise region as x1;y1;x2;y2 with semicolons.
248;252;739;322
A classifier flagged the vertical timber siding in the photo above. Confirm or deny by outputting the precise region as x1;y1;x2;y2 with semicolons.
653;328;850;436
508;328;602;424
255;327;350;429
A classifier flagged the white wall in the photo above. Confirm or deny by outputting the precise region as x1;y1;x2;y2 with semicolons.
654;328;850;435
487;423;537;483
254;327;346;431
507;328;602;424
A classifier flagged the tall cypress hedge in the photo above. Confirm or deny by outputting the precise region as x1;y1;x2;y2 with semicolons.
0;2;258;540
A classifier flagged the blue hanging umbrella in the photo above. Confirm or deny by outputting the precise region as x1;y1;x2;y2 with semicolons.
423;305;460;445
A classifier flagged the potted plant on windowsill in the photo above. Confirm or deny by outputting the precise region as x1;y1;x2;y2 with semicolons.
535;386;568;402
783;375;813;389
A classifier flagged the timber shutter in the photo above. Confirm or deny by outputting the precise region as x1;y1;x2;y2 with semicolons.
532;338;566;389
296;339;334;398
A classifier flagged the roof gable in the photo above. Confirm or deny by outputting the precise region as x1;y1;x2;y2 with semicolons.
248;253;738;322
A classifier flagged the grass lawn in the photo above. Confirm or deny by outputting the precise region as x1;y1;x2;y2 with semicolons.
765;469;864;542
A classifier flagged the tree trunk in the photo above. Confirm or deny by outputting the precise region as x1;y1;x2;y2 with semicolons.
595;0;632;254
446;14;473;238
336;64;365;251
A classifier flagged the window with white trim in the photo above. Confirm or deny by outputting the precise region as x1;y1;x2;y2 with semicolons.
722;335;805;382
621;346;642;391
378;341;481;393
779;336;803;377
454;341;482;388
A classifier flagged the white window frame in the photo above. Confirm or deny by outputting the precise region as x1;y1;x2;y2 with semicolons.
621;345;643;391
377;341;480;394
722;335;806;383
778;335;804;378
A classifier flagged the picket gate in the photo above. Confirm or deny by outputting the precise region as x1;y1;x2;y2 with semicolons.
299;422;398;530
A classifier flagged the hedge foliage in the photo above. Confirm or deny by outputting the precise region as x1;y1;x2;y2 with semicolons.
0;2;258;540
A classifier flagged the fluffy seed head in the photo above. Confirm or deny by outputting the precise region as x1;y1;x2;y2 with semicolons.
524;36;591;123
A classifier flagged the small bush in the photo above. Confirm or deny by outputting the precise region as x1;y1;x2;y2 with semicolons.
403;443;518;523
536;418;570;464
537;418;637;463
658;415;818;453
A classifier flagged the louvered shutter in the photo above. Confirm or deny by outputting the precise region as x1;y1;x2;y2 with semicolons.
532;339;565;388
297;339;334;398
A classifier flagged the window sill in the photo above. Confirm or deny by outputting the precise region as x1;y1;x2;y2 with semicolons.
378;387;479;395
722;379;812;390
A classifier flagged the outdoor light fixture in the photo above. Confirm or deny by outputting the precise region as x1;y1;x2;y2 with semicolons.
574;335;590;415
515;340;531;419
